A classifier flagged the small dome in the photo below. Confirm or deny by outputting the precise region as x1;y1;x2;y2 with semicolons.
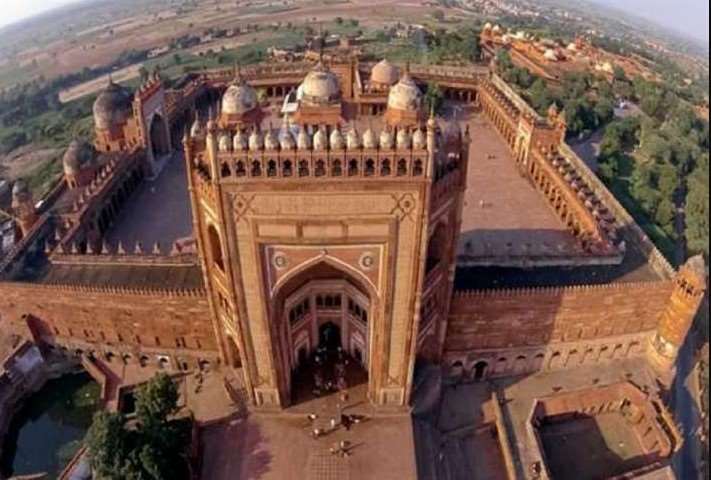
279;125;296;150
396;129;411;150
233;129;248;151
330;128;345;150
297;128;312;150
492;24;502;34
346;127;361;150
363;127;377;149
249;129;263;151
264;128;280;150
63;140;96;175
190;117;204;137
380;128;394;149
484;22;493;31
221;77;258;115
371;59;400;86
93;80;133;131
387;73;422;111
218;132;232;152
301;63;341;106
412;129;426;149
543;49;558;61
313;126;328;151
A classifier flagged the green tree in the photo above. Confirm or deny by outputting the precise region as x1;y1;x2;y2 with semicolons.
432;9;445;22
86;412;129;479
686;155;710;257
528;78;554;114
136;373;180;427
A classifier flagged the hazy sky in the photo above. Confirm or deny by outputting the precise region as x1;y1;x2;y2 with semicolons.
0;0;709;43
589;0;709;42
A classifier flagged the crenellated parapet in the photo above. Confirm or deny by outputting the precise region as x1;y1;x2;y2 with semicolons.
48;238;198;267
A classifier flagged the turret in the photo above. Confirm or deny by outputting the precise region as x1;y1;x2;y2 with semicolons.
11;180;37;238
648;255;707;381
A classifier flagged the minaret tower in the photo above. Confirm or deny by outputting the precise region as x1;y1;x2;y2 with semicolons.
648;255;707;381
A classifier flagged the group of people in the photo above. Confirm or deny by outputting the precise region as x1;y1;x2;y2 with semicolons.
312;346;350;397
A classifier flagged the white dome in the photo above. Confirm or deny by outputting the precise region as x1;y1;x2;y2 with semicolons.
233;130;248;151
371;59;400;86
222;79;258;115
346;127;361;150
313;127;328;151
396;129;411;150
484;22;493;31
387;74;422;111
249;129;263;151
190;117;203;137
380;128;394;149
279;125;296;150
297;128;312;150
301;63;341;106
544;49;558;61
218;132;231;151
330;128;345;150
264;128;279;150
412;129;426;150
363;127;377;149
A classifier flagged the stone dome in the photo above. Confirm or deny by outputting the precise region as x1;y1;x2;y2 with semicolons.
233;130;248;151
380;128;394;149
346;127;361;150
63;140;96;175
371;59;400;86
396;129;411;150
301;63;341;106
330;128;345;150
249;129;263;151
412;129;426;150
93;80;133;131
279;125;296;150
264;128;280;150
363;127;377;149
221;78;258;115
387;73;422;111
297;128;312;150
313;126;328;151
218;132;232;152
484;22;493;31
190;117;204;137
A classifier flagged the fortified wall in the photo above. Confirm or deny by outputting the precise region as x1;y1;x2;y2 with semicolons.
0;279;217;371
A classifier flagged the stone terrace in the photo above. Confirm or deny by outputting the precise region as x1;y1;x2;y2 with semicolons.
458;112;581;266
105;152;192;252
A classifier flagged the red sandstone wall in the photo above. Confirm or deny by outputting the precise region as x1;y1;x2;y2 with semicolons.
0;282;217;356
446;281;674;352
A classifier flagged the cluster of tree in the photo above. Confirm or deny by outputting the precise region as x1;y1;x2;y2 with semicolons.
86;373;191;480
497;51;616;138
427;28;481;64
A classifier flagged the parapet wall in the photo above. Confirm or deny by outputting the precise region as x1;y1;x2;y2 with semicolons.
0;281;217;365
446;280;674;353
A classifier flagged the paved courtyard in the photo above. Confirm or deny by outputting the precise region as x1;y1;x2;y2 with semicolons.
106;152;192;252
458;113;581;263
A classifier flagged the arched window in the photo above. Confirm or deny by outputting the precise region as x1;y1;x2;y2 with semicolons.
413;159;424;176
380;159;391;176
348;159;359;176
207;225;225;271
267;160;277;177
332;160;343;176
235;161;246;177
283;160;293;177
251;160;262;177
299;160;309;177
221;162;231;178
365;159;375;176
315;160;326;177
397;159;407;176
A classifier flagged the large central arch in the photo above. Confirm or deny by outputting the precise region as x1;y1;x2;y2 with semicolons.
271;260;376;405
149;113;171;159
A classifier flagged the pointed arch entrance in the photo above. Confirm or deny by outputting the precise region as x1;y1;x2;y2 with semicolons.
272;260;374;406
149;113;170;159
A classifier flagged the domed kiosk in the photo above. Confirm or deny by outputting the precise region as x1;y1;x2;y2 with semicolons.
384;68;424;128
63;140;98;189
93;79;135;153
219;70;263;129
294;62;344;127
370;59;400;89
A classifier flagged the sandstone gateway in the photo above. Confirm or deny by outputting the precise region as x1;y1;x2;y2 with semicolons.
0;54;705;478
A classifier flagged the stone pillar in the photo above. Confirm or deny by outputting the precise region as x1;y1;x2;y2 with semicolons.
648;255;707;382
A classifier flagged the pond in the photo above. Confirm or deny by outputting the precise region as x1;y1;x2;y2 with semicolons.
0;372;101;478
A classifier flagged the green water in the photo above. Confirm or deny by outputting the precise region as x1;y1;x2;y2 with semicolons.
0;372;101;478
